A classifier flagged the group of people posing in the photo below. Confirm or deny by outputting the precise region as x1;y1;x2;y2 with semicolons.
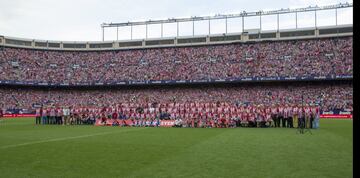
35;106;96;125
34;102;320;129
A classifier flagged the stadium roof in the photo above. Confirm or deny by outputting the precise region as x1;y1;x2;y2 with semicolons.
102;3;352;27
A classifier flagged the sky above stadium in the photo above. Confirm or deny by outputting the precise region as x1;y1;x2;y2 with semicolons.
0;0;353;41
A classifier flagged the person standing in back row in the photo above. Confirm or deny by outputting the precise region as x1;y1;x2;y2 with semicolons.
271;105;278;127
42;107;48;125
305;104;311;129
283;105;289;128
314;105;321;129
56;106;62;125
49;107;56;125
287;105;293;128
0;107;3;123
298;106;305;130
63;106;70;125
293;105;299;128
35;107;42;125
278;105;285;128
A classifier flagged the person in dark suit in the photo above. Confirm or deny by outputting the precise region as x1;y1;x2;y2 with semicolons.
298;107;305;133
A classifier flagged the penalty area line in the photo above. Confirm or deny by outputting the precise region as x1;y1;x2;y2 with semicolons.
0;128;146;149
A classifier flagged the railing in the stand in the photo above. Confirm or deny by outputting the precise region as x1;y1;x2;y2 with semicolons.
0;75;353;87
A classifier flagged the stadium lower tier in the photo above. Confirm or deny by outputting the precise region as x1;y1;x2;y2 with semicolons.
0;81;352;111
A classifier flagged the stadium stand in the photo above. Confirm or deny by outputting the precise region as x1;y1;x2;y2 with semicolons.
0;35;353;127
0;37;352;83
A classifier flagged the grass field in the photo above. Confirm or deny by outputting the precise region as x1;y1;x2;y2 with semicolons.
0;118;352;178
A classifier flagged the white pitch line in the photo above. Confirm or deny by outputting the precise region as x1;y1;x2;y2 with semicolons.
0;128;146;149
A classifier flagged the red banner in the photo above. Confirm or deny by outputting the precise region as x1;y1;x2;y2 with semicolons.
94;119;176;127
95;119;123;126
160;120;175;127
320;114;352;119
3;114;36;117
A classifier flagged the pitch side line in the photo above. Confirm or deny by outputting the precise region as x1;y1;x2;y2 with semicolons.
0;128;146;149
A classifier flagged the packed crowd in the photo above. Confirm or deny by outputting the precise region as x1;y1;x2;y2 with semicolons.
0;37;352;83
1;82;353;112
34;102;320;129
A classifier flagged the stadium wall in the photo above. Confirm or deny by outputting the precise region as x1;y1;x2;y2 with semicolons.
0;75;353;87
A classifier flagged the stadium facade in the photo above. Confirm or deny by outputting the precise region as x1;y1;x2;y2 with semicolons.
0;24;352;52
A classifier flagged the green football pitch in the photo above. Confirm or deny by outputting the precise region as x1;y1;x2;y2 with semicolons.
0;118;352;178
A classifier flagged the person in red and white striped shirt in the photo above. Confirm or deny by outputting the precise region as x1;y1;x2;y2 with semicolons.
271;105;279;127
283;105;288;128
305;104;311;129
287;105;293;128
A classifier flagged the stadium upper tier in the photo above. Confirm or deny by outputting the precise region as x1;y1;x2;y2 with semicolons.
0;35;352;85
